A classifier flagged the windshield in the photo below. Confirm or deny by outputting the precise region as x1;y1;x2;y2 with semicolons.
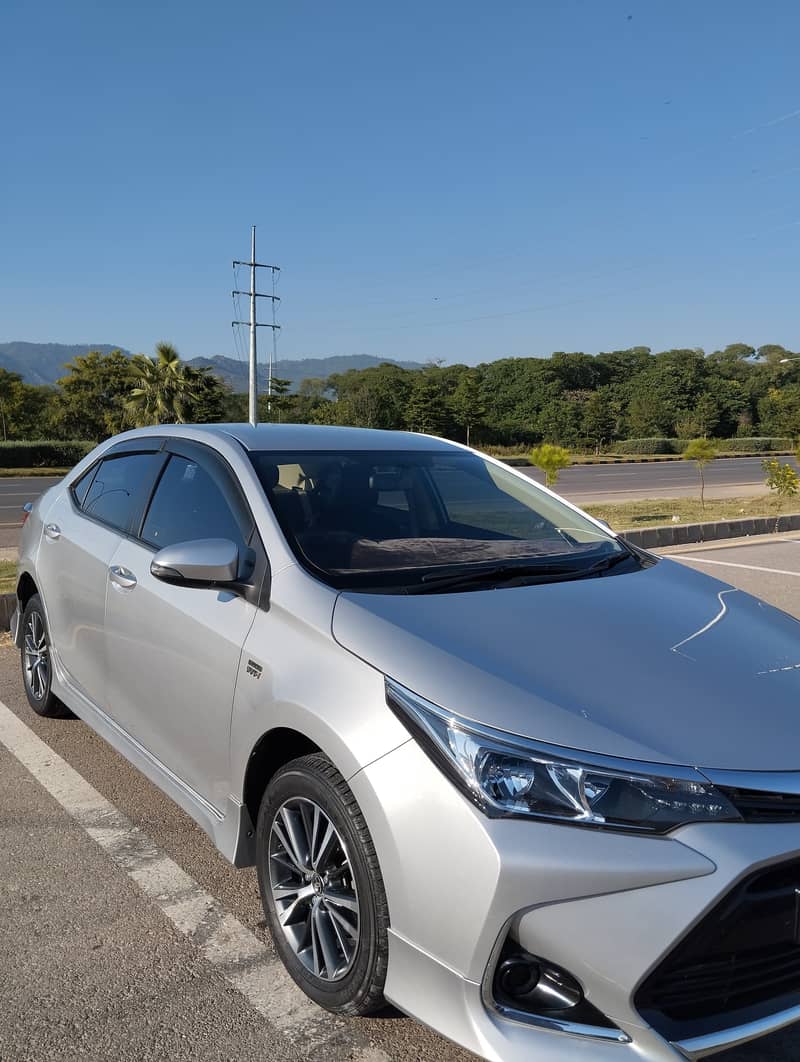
249;449;627;591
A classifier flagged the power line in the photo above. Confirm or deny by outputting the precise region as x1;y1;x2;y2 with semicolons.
232;226;280;426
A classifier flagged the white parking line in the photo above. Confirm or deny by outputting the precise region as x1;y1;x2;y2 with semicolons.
675;557;800;577
0;700;390;1061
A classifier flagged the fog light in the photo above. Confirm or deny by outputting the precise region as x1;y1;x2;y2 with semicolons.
497;956;541;998
488;938;626;1039
494;951;584;1013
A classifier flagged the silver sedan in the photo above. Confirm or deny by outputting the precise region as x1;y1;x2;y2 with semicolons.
11;423;800;1061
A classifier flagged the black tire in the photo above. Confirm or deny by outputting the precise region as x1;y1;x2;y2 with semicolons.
20;594;70;718
256;753;389;1016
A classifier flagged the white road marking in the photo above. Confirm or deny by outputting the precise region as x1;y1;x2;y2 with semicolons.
675;556;800;577
0;699;390;1060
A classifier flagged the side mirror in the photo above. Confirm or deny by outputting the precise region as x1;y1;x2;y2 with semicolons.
151;538;240;587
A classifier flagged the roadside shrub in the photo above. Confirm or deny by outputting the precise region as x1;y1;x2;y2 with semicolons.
530;443;571;487
610;436;792;456
609;438;682;455
714;437;792;453
0;440;96;468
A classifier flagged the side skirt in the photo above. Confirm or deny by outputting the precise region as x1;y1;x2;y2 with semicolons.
49;653;254;867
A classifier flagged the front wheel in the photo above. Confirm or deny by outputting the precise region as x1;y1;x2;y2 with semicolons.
20;594;70;718
256;754;389;1015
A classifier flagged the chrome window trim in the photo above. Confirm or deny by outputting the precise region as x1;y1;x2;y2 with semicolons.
674;1001;800;1058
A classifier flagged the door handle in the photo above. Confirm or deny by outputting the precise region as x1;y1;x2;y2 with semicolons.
109;565;137;590
44;523;61;541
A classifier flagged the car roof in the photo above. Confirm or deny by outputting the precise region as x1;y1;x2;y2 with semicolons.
141;423;458;453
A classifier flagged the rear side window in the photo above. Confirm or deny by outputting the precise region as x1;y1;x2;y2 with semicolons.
82;453;162;533
141;455;247;552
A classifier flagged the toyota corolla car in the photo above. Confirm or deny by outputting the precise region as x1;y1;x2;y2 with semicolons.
11;423;800;1060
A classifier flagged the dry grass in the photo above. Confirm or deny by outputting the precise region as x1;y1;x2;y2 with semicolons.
0;561;17;594
0;468;69;477
584;494;796;531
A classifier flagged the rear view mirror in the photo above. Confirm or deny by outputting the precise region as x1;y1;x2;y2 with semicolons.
151;538;240;587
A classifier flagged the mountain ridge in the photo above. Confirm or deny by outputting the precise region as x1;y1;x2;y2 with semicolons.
0;342;132;386
0;343;426;391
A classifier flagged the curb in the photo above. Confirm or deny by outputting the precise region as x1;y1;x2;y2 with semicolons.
501;451;796;468
0;592;15;631
622;513;800;550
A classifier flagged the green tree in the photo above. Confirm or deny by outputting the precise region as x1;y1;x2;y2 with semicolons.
0;370;54;440
530;443;571;488
758;385;800;438
683;437;717;511
763;458;799;530
127;342;200;426
625;389;672;437
50;349;133;440
182;367;228;423
449;370;485;446
757;344;794;367
581;389;615;452
326;363;413;429
405;372;448;435
259;376;292;422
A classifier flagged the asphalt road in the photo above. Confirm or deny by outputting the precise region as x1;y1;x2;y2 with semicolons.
3;536;800;1060
521;454;800;503
0;477;61;550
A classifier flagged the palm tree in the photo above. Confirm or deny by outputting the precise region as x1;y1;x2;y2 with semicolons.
126;342;200;426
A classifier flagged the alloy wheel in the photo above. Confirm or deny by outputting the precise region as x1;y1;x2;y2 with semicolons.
268;797;360;982
23;611;50;701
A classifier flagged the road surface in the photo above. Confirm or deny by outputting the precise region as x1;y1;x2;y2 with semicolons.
3;536;800;1060
520;455;799;503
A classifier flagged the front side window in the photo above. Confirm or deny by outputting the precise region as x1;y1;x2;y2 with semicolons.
141;455;247;552
249;449;636;591
81;452;162;533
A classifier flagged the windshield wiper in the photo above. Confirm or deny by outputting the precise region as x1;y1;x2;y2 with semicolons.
405;551;634;595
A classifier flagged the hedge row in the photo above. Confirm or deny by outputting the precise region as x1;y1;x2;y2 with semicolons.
0;441;96;468
609;437;794;455
714;437;794;453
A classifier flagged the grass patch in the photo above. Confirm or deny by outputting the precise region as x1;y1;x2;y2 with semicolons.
0;561;16;594
0;468;68;477
486;451;795;467
584;494;798;531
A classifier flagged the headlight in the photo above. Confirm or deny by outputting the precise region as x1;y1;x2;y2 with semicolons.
385;679;741;833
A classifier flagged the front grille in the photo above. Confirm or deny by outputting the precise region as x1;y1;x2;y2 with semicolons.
636;859;800;1042
723;787;800;823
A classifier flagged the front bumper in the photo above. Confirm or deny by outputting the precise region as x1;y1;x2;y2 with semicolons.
351;739;800;1061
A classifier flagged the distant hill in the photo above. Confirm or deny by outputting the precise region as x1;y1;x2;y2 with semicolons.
186;353;427;392
0;343;425;390
0;342;131;386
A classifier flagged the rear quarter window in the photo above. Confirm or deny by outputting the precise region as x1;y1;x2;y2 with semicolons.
81;452;163;533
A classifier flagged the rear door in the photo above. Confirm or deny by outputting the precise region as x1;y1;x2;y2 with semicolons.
36;444;165;705
102;441;263;811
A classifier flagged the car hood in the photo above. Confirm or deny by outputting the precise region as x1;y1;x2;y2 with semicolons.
332;559;800;771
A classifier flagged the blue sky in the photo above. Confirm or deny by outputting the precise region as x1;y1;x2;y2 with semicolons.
2;0;799;365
